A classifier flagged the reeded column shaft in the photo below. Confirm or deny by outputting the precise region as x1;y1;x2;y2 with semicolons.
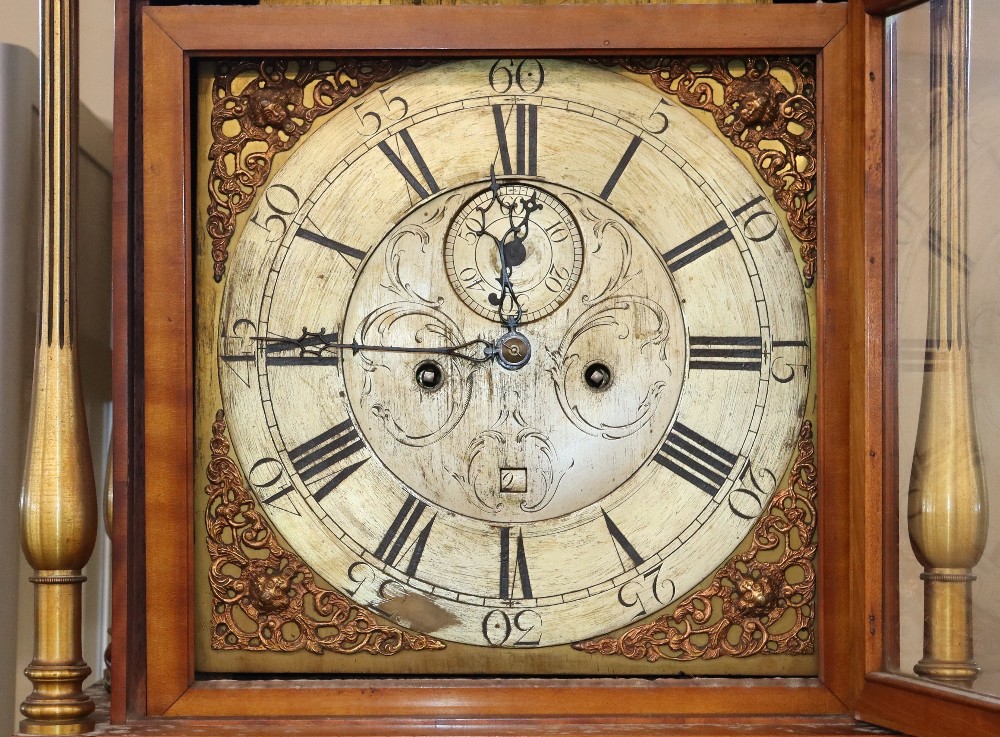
907;0;988;688
18;0;98;732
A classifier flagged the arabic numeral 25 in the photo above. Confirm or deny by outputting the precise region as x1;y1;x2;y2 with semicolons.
617;564;676;621
482;609;542;646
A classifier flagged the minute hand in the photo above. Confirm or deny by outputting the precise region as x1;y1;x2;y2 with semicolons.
252;333;495;363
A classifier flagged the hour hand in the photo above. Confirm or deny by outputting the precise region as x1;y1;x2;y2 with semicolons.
252;329;495;364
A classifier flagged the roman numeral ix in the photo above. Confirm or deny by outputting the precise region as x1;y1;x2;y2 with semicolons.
287;419;368;502
654;422;739;497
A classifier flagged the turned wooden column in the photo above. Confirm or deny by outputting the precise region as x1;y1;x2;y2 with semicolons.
907;0;988;688
18;0;98;732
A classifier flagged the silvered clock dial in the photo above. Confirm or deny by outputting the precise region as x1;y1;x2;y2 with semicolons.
216;59;811;648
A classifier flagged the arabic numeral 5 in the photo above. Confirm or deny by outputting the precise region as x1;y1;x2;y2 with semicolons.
482;609;542;647
728;462;778;520
617;564;676;621
250;184;300;242
643;98;671;135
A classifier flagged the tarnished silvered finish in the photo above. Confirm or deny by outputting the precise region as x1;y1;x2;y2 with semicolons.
609;56;818;286
206;410;447;655
206;59;410;281
19;0;98;732
573;421;816;661
907;0;988;687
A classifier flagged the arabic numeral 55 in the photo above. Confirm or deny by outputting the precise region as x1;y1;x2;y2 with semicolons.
482;609;542;647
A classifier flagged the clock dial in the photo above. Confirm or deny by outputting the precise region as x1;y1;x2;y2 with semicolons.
217;59;810;648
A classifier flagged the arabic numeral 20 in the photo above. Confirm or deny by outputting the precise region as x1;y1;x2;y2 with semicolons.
728;462;778;520
482;609;542;646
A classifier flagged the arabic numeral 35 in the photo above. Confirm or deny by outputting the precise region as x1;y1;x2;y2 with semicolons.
482;609;542;646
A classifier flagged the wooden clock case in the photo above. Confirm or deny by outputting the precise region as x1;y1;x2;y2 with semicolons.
109;1;986;733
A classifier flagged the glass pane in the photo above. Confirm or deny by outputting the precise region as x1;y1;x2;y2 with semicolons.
895;0;1000;697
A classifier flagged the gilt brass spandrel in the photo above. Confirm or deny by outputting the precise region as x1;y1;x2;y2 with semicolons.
206;59;414;281
607;56;818;287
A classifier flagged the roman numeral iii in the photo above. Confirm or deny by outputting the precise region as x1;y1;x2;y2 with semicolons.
689;336;763;372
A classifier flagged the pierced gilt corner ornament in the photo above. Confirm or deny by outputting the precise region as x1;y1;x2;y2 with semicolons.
607;56;818;287
206;59;410;281
574;420;817;661
206;409;446;655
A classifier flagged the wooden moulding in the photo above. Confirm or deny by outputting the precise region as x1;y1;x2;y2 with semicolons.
123;1;878;730
864;0;928;18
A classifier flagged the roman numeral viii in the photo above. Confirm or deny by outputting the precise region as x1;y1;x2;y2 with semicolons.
689;336;763;372
378;129;440;200
287;418;368;502
374;496;435;577
654;422;739;497
493;104;537;176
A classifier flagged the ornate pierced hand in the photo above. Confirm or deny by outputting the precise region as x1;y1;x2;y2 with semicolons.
468;168;544;333
253;328;496;363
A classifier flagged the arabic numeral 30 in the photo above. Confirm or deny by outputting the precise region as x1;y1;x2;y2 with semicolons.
482;609;542;646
